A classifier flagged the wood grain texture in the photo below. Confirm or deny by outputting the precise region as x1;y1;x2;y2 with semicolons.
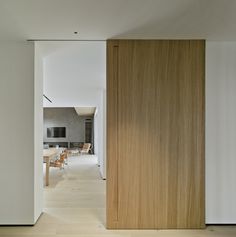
107;40;205;229
106;41;119;227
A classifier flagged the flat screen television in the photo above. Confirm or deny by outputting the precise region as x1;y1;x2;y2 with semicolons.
47;127;66;138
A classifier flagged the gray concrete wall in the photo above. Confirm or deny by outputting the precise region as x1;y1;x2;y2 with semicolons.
43;108;89;143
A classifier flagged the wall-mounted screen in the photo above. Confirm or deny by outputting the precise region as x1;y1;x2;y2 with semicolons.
47;127;66;138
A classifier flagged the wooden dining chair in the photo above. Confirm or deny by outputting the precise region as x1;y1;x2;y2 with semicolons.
64;149;69;165
50;152;66;169
80;143;91;154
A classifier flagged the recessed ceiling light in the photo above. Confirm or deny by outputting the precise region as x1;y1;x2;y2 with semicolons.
74;31;78;34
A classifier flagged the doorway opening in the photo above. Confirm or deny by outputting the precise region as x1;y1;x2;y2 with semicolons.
36;41;106;226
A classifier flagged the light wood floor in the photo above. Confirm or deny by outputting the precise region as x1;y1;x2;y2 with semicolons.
0;155;235;236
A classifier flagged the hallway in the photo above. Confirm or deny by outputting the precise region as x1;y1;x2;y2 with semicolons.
0;155;235;236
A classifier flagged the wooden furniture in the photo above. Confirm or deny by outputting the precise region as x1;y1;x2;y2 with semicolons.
80;143;91;154
43;148;58;186
107;40;205;229
64;149;69;164
50;152;66;169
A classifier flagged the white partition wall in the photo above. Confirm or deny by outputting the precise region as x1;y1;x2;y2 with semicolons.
0;41;39;224
34;42;44;223
206;41;236;223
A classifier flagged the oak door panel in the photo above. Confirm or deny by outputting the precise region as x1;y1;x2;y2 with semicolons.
107;40;205;229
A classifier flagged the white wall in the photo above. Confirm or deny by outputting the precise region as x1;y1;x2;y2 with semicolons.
100;89;106;178
206;41;236;223
0;41;36;224
95;89;106;179
0;40;235;224
94;108;100;166
34;42;43;223
41;41;106;105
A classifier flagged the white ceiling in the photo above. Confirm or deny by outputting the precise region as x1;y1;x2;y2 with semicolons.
1;0;236;40
74;107;96;116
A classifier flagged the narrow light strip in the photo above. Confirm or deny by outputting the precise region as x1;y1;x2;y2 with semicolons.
43;94;52;103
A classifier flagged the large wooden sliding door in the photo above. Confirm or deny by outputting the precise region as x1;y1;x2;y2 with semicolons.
107;40;205;229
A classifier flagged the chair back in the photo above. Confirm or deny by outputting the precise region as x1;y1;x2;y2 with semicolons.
81;143;91;153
